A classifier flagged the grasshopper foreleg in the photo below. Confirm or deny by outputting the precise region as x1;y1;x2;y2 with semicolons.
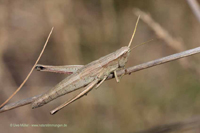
114;70;120;82
50;79;99;115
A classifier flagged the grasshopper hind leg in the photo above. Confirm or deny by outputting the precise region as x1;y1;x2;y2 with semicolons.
50;69;109;115
50;79;100;115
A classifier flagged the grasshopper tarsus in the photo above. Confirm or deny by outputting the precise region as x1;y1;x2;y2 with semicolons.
50;110;58;115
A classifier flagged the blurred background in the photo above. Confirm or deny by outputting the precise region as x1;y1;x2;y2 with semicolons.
0;0;200;132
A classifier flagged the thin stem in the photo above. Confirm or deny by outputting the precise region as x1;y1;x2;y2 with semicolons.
0;45;200;113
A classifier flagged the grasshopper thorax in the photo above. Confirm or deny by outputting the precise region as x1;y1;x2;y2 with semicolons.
115;46;130;68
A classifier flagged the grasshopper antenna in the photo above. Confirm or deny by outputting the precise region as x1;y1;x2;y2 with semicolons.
130;38;155;52
128;15;140;48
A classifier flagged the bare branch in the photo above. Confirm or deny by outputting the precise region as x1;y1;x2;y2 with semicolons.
1;46;200;113
109;46;200;79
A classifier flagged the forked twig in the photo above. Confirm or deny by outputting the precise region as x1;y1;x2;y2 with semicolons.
0;27;54;109
0;45;200;113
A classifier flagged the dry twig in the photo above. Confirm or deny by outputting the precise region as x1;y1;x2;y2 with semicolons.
0;45;200;113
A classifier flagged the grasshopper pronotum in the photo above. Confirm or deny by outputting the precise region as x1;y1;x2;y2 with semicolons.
32;16;140;115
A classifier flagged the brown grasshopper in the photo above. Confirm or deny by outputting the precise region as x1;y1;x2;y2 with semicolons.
32;16;140;115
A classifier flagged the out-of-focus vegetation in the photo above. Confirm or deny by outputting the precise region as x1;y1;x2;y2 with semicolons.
0;0;200;133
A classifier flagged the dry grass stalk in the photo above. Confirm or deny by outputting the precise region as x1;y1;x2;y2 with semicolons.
0;27;54;109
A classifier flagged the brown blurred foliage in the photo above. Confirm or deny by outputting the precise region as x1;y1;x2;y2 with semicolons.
0;0;200;133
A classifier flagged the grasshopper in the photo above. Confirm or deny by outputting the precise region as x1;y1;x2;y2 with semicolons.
32;16;140;115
